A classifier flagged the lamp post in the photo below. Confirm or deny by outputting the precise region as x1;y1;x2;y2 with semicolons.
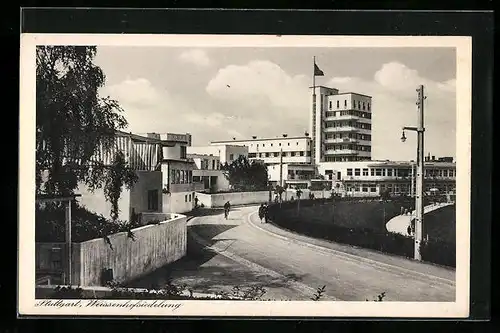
401;85;426;261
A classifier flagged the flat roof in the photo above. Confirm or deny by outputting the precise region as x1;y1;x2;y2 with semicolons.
211;136;310;144
334;92;373;98
187;153;219;158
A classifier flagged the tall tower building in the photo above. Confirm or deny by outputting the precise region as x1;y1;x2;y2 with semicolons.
310;86;372;164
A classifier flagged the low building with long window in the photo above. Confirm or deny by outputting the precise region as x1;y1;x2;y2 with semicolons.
317;158;456;197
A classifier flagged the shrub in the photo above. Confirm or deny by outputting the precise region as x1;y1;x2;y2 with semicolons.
36;201;141;243
267;201;455;268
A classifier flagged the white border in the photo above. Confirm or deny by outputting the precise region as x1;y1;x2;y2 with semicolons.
19;34;472;317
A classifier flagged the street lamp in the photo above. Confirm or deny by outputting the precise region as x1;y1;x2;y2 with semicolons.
401;85;426;261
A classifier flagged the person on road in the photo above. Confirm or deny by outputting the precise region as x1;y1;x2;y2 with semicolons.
223;201;231;219
263;204;269;223
258;203;265;222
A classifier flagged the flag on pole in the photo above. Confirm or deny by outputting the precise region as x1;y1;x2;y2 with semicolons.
314;63;324;76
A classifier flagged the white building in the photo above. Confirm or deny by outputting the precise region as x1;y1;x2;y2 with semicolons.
211;135;312;165
317;158;456;197
187;144;248;165
188;153;230;193
311;86;373;164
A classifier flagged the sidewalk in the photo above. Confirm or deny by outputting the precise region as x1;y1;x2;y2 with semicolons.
385;202;454;236
247;210;455;282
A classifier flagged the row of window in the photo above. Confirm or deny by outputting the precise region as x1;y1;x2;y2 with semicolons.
325;144;371;152
324;156;370;162
325;133;372;141
251;141;309;148
325;121;372;130
170;169;193;184
184;192;196;203
200;159;220;170
345;167;456;178
325;110;372;119
328;100;371;111
345;183;454;194
249;151;311;158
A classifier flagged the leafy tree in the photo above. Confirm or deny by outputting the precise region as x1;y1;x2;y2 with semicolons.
220;156;268;192
36;45;134;197
274;185;285;204
104;151;138;221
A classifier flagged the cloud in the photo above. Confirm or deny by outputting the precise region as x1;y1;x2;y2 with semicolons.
100;77;243;145
179;49;211;67
327;62;456;161
206;60;309;111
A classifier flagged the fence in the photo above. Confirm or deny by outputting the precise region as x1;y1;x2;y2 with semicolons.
36;213;187;286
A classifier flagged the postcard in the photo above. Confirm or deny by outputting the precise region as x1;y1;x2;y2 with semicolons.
19;33;471;317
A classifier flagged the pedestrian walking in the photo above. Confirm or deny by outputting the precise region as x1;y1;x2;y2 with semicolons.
258;203;265;222
223;201;231;219
400;206;404;215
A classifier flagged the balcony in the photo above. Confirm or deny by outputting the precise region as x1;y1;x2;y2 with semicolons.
324;126;359;133
325;149;358;155
324;115;360;122
324;137;358;144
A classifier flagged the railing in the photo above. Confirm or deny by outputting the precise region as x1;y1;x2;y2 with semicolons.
325;149;359;155
324;126;360;132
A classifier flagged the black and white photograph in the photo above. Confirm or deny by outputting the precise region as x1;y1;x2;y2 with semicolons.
19;34;471;317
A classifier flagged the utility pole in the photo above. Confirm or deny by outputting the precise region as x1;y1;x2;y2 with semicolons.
400;85;426;261
279;148;283;187
414;85;426;261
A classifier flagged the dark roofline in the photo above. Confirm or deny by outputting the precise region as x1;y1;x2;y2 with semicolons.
211;136;311;144
309;85;339;90
334;92;372;98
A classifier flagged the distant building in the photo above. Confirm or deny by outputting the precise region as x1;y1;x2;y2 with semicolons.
188;153;230;193
310;86;373;164
69;131;200;221
317;160;456;197
187;144;248;164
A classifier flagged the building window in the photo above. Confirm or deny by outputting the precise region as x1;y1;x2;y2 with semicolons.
362;102;365;110
329;101;332;109
382;169;386;176
229;153;234;161
299;151;304;156
279;143;281;146
368;103;371;111
265;153;270;157
370;169;375;176
387;169;393;177
270;143;273;146
354;168;361;176
147;190;159;211
362;185;368;192
185;195;188;202
362;168;368;176
212;160;215;170
262;144;265;147
288;143;290;146
370;187;377;192
358;101;361;109
180;146;187;159
375;169;382;176
188;194;191;202
291;152;296;157
344;100;347;107
347;168;353;176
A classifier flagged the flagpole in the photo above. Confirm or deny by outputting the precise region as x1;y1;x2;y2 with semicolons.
312;56;316;167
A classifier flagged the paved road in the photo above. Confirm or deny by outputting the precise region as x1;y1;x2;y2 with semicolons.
130;205;455;301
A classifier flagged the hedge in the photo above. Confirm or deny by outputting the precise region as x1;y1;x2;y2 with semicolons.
266;200;455;268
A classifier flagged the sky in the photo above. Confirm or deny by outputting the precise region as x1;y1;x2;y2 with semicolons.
94;46;456;161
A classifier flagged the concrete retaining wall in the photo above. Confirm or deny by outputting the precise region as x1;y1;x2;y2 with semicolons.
195;191;270;208
36;214;187;286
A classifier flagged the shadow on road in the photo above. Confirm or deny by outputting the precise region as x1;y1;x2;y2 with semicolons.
188;224;237;241
127;225;311;297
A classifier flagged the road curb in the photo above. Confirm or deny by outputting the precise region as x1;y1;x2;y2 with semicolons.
246;211;455;287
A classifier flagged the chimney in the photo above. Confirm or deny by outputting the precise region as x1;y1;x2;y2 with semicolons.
282;134;288;138
252;136;257;139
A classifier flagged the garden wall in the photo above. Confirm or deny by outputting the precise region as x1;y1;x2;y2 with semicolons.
36;213;187;286
195;191;270;208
